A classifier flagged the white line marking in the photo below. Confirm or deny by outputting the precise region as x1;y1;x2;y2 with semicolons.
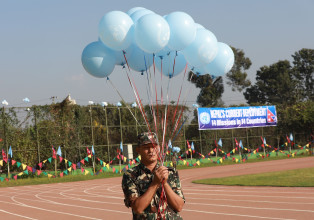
0;209;38;220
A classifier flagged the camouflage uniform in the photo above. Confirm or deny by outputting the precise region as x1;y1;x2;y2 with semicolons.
122;162;185;219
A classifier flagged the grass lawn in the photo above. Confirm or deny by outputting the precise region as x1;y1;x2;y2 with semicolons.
193;167;314;187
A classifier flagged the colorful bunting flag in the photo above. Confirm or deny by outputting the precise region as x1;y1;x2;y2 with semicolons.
57;146;62;157
8;146;13;158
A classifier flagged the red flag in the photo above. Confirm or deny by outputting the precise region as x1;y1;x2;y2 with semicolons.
11;160;16;165
2;149;7;163
60;172;64;178
72;164;77;170
286;135;291;143
59;156;63;163
187;140;191;149
81;167;84;173
38;162;43;168
52;146;56;159
14;175;17;180
80;159;85;164
235;138;239;147
37;170;42;175
87;147;91;156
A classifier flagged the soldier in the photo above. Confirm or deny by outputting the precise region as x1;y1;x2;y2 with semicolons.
122;132;185;219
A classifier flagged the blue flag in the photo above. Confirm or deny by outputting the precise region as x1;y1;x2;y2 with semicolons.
8;146;13;158
92;145;95;155
57;146;62;157
168;140;172;149
120;142;123;153
289;133;293;142
218;138;222;147
191;142;194;151
239;140;243;149
263;137;267;145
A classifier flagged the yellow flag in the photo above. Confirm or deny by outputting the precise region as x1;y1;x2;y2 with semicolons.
123;157;127;162
221;151;224;153
259;154;262;157
210;151;214;154
196;161;200;166
183;160;186;165
189;148;192;152
272;150;275;153
103;162;106;167
306;149;309;152
106;164;109;169
292;153;295;157
138;155;141;160
48;174;53;178
253;150;256;154
22;164;27;170
235;159;239;163
232;149;235;153
43;160;47;163
65;159;68;163
170;162;173;167
166;151;169;155
88;155;92;158
306;144;309;148
68;167;72;172
219;158;223;163
18;172;24;176
285;142;288;146
244;148;247;151
84;170;89;175
0;160;3;166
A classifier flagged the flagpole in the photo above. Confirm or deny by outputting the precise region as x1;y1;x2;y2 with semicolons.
2;106;10;179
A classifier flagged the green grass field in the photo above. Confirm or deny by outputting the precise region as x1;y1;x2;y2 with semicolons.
192;167;314;187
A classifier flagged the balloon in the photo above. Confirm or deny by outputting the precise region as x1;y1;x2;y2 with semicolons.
134;14;170;53
130;9;154;22
126;44;153;73
98;11;134;51
165;12;196;51
195;23;205;30
155;51;187;78
114;45;134;66
204;42;235;76
127;7;146;16
182;29;218;67
81;41;115;78
193;65;208;75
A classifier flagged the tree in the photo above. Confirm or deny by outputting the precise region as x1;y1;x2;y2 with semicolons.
292;48;314;101
244;60;297;105
188;72;224;107
226;47;252;92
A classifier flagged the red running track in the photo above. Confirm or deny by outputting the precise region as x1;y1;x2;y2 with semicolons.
0;157;313;220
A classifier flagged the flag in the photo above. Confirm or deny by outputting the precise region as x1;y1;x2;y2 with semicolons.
239;140;243;149
2;149;7;163
187;140;191;149
57;146;62;157
87;147;91;156
191;142;195;151
267;108;277;123
8;146;12;158
286;135;291;143
120;142;123;153
235;138;239;147
168;140;172;149
289;133;293;142
263;137;267;145
218;138;222;147
52;146;56;159
92;145;95;155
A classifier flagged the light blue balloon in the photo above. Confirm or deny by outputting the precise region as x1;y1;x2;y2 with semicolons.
155;51;187;78
165;12;196;51
99;11;134;51
195;23;205;30
193;65;208;75
114;45;134;66
130;9;154;22
126;44;153;73
127;7;146;16
81;41;115;78
135;14;170;53
204;42;235;76
182;29;218;67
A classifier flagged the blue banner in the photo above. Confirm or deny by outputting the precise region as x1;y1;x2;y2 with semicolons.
197;106;277;130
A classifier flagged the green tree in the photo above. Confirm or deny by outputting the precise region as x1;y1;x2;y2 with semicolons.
244;60;297;105
226;47;252;92
292;48;314;101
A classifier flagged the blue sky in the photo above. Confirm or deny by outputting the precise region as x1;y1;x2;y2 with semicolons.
1;0;313;107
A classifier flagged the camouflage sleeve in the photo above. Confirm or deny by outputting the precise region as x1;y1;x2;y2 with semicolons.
167;169;185;203
122;171;139;208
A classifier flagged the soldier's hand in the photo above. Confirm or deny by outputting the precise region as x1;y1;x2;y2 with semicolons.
153;166;169;185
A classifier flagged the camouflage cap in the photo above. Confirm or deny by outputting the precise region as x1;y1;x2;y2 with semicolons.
137;132;158;147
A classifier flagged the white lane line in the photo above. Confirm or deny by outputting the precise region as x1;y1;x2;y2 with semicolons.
187;196;314;205
184;192;314;200
186;201;314;213
183;188;314;195
10;195;102;220
0;209;38;220
183;208;296;220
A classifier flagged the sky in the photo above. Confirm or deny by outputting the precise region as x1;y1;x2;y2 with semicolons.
0;0;313;108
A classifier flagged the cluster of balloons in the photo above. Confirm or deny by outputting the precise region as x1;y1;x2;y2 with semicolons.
82;7;234;79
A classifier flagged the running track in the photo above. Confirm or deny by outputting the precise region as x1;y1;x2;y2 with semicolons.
0;157;313;220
